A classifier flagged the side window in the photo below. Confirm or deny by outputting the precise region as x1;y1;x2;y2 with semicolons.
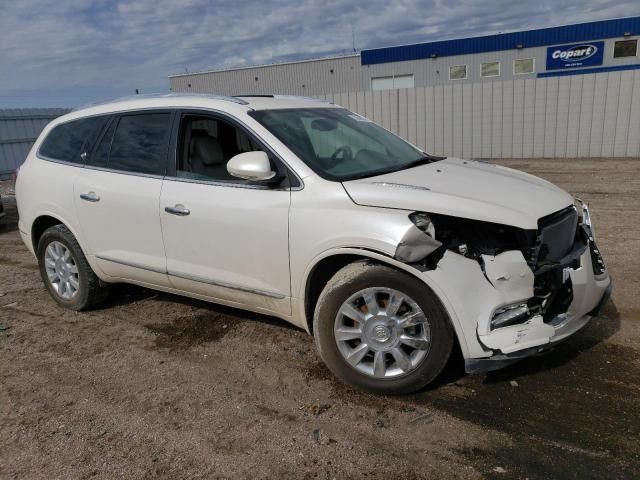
39;116;108;163
176;115;263;181
91;118;117;168
89;113;171;175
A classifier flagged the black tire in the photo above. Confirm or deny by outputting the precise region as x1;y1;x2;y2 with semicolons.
313;260;454;395
37;224;108;310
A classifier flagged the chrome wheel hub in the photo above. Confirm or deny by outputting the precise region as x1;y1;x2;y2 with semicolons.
334;287;431;379
44;241;79;300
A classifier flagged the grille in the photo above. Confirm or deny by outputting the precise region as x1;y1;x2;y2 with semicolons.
535;207;579;265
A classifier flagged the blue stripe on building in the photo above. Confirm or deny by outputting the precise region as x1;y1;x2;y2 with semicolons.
361;17;640;65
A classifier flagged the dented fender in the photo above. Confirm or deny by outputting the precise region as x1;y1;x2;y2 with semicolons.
394;224;442;263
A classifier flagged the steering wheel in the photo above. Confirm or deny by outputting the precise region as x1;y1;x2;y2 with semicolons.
330;146;353;164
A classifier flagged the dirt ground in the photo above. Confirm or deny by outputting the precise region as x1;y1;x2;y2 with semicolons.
1;159;639;480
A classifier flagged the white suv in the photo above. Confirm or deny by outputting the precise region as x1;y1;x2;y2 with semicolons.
15;94;611;394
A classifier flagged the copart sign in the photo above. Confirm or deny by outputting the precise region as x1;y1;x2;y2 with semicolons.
546;41;604;70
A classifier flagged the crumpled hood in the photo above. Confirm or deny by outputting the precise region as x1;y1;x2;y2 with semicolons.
342;158;573;230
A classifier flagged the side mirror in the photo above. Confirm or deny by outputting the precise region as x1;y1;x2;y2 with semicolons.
227;151;276;181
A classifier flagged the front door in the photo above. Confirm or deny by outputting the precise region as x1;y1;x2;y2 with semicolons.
159;112;292;315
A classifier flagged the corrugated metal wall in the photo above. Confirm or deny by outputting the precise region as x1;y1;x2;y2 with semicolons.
0;108;70;177
321;69;640;158
170;55;365;97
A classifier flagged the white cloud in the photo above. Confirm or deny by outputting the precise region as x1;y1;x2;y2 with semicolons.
0;0;638;107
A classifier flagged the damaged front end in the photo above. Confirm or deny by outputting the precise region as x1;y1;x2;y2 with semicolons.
394;201;612;373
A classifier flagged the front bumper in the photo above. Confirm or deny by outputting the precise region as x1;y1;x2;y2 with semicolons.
476;243;611;350
420;230;611;372
466;279;612;373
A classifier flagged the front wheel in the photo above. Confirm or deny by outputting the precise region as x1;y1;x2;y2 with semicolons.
313;261;454;394
37;224;108;310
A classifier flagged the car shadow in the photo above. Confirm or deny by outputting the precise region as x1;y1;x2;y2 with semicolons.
94;282;301;332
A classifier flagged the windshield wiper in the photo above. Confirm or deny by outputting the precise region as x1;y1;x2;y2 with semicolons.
402;154;446;170
339;154;447;182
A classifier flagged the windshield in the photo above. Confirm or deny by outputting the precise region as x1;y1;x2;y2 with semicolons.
249;108;431;181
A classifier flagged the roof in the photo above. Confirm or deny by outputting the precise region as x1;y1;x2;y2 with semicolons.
58;94;335;124
234;95;336;110
169;54;359;78
361;16;640;65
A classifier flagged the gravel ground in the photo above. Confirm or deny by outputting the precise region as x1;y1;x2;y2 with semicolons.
0;159;639;480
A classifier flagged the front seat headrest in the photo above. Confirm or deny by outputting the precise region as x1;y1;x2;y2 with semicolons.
191;133;224;166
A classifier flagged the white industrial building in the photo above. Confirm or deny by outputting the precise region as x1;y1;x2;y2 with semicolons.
169;16;640;159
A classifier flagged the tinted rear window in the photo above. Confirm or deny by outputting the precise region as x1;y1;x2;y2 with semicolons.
89;113;171;175
39;116;108;163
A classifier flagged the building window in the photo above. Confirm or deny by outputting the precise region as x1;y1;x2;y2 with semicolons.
449;65;467;80
613;39;637;58
481;61;500;77
371;74;414;91
514;58;535;75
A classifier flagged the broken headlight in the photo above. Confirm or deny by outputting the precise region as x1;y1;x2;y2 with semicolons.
428;213;534;262
491;302;531;329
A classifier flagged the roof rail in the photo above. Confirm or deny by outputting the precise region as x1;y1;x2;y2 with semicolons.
274;94;333;104
234;94;332;104
73;92;248;111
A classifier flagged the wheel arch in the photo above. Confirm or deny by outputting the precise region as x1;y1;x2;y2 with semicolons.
301;248;469;357
30;213;87;256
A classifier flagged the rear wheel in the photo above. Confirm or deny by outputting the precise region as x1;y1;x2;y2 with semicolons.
313;261;453;394
37;225;107;310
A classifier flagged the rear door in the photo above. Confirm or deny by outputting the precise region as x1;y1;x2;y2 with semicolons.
73;111;173;286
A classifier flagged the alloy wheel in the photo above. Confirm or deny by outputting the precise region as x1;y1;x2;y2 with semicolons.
44;241;80;300
333;287;431;378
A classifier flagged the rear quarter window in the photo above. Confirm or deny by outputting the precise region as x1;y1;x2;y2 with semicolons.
39;116;108;163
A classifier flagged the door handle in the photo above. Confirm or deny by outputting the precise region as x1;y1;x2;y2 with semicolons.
80;192;100;202
165;204;190;216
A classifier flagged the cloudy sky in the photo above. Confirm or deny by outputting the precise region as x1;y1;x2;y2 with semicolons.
1;0;638;108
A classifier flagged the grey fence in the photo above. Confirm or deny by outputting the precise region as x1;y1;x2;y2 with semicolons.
0;108;70;178
321;69;640;159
